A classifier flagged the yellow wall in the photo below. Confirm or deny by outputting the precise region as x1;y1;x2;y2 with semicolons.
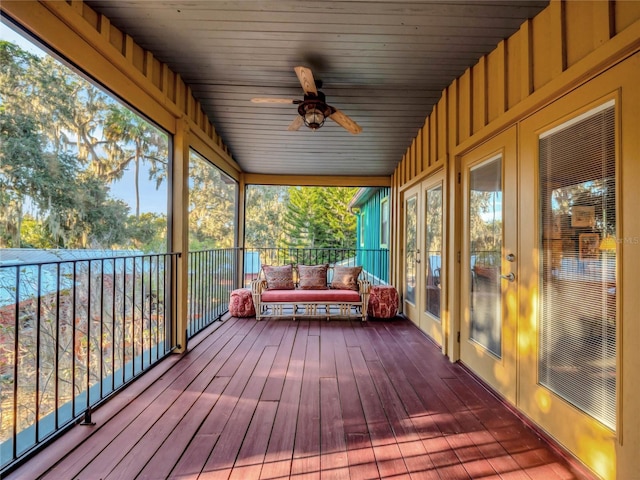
390;1;640;478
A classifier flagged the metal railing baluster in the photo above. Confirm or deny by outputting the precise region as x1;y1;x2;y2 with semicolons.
1;252;179;474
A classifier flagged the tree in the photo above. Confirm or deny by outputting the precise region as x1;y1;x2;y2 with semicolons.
244;186;288;248
282;186;358;250
125;212;167;252
103;106;168;218
1;40;168;250
188;152;237;250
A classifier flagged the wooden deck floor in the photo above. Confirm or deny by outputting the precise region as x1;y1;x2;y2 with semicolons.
8;316;594;480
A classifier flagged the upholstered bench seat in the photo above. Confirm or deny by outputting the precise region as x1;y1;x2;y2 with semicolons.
251;264;370;321
261;289;361;303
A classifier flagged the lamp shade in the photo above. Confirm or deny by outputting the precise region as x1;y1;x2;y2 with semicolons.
599;236;617;252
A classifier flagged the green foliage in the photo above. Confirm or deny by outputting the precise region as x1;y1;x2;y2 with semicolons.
281;186;358;250
188;151;237;250
0;39;169;251
125;212;167;252
244;186;289;248
19;216;55;248
103;105;168;217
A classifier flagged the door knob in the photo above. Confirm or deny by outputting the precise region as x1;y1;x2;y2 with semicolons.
500;272;515;282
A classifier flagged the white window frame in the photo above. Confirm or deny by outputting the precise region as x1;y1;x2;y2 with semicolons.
380;196;389;248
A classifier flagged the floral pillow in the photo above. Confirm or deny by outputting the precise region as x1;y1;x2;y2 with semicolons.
262;264;295;290
330;266;362;291
298;264;329;290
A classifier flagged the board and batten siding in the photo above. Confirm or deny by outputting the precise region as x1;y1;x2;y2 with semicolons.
389;2;640;479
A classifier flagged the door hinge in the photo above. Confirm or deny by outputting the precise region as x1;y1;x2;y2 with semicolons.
457;331;461;343
457;251;461;263
457;172;461;184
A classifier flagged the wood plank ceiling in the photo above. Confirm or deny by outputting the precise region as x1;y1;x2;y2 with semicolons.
84;1;549;178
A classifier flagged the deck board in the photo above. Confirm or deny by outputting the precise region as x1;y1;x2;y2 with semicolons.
7;317;596;480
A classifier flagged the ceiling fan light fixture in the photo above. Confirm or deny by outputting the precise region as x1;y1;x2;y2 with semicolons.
254;66;362;134
298;98;332;131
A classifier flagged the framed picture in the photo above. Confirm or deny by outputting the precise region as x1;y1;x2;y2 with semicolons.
571;205;595;228
579;233;600;260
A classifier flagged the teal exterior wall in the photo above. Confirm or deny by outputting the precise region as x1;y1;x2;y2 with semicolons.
352;188;390;283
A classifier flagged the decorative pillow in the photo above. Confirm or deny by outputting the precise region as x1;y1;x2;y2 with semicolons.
298;264;329;290
262;265;295;290
330;266;362;291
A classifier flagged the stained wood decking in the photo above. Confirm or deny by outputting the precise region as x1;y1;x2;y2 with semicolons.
8;316;594;480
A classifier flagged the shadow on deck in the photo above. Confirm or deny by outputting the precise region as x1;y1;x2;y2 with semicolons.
7;316;594;479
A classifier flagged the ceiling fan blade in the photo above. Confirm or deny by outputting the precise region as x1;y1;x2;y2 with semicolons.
329;108;363;135
294;66;317;95
251;97;298;104
288;115;304;131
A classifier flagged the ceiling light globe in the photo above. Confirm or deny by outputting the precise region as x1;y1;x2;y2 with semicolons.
304;107;325;130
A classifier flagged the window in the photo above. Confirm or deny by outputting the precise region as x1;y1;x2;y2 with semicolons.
469;157;502;357
0;20;172;469
425;185;442;319
538;101;616;430
380;197;389;248
188;150;238;250
405;196;417;305
0;22;170;252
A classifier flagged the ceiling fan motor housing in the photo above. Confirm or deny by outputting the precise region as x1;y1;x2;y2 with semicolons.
298;91;333;130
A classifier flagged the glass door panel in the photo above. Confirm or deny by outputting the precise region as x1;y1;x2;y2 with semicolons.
404;185;422;323
405;195;417;306
460;127;517;404
469;157;503;357
425;184;443;320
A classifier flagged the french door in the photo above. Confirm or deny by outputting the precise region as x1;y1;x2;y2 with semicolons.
514;58;637;480
460;127;518;403
403;172;446;346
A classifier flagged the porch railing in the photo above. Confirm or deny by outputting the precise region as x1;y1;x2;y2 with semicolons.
187;248;238;339
1;246;389;473
0;252;179;473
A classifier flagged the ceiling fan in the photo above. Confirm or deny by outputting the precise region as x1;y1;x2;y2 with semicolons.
251;66;362;135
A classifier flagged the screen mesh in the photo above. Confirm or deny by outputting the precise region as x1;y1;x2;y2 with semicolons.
538;101;616;430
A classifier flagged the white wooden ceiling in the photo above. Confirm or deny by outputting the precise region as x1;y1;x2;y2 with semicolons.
84;0;549;178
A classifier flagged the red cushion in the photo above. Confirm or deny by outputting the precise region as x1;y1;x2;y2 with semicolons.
330;266;362;291
262;289;360;303
262;265;295;290
298;264;329;289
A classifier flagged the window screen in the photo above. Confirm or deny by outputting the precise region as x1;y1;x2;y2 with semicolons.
538;101;616;430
